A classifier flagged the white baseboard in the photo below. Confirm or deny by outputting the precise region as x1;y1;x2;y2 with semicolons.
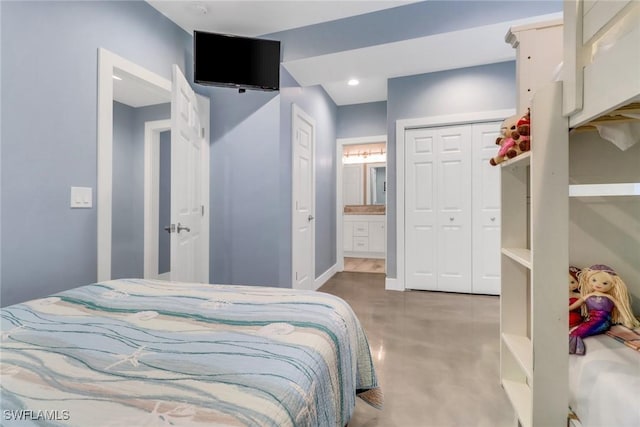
385;277;404;291
314;263;338;290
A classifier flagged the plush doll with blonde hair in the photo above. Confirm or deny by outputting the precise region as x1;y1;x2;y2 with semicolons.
568;264;640;355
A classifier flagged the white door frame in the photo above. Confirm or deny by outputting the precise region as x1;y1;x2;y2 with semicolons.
335;135;387;272
97;48;171;282
143;119;171;280
394;109;514;291
291;104;316;289
97;48;209;283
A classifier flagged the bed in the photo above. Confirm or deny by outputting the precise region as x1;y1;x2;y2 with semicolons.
562;1;640;426
0;279;381;426
569;332;640;427
563;0;640;129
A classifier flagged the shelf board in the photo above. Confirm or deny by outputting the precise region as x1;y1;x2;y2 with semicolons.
569;183;640;197
500;151;531;168
502;379;532;427
502;333;533;380
501;248;532;269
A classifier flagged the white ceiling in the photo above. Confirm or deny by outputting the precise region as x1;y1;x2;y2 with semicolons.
286;12;562;105
113;69;171;108
145;1;562;106
146;0;416;36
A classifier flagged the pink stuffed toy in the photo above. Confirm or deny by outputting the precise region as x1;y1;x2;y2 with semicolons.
489;115;522;166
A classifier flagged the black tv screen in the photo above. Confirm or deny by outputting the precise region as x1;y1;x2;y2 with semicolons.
194;31;281;91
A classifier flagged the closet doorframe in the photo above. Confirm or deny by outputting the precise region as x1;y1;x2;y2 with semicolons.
394;109;514;292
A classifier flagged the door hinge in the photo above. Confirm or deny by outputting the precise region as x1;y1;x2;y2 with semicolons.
200;127;205;138
201;205;205;216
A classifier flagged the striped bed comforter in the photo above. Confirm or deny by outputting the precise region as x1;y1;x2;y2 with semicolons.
0;279;380;426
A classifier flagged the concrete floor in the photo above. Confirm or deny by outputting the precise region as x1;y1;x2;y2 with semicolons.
319;272;515;427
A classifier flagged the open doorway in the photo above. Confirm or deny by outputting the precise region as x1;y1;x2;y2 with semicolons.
336;136;387;274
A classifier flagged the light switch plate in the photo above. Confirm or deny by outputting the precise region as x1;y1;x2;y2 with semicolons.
70;187;92;208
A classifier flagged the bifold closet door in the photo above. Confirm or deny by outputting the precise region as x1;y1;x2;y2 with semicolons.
471;122;502;295
405;125;472;292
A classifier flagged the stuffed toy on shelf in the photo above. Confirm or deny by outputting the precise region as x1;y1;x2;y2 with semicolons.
515;109;531;152
568;264;640;355
569;266;583;328
489;110;531;166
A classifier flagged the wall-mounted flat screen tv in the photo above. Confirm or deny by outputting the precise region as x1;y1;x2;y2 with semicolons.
194;30;281;92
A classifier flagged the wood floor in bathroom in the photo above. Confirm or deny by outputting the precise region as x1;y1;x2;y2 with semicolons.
344;257;385;274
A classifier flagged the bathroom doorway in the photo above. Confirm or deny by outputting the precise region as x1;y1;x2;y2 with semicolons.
336;136;387;274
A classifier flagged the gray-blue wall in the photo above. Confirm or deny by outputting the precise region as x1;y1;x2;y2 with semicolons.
385;61;517;278
112;101;139;279
337;102;387;138
112;101;170;280
1;1;190;306
159;130;171;275
205;85;282;286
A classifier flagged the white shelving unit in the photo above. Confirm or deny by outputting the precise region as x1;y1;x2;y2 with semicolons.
499;81;568;427
569;182;640;197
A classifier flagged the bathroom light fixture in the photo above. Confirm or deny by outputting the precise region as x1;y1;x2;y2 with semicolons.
343;148;386;164
348;79;359;86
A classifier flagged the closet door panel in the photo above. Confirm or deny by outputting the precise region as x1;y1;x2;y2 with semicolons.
472;122;502;295
436;126;472;292
405;128;437;290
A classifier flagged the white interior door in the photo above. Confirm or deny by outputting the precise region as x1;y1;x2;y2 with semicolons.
405;125;471;292
436;126;472;292
292;105;315;290
405;127;437;290
472;122;502;295
170;64;205;283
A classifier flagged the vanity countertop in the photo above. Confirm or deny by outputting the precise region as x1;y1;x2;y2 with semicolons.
344;205;385;215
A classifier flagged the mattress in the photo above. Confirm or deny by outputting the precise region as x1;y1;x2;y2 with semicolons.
569;333;640;427
0;279;380;426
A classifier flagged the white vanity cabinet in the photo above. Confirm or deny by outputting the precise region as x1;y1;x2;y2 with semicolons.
343;215;386;259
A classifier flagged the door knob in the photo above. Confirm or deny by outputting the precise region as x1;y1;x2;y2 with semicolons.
490;217;496;222
308;215;315;222
177;222;191;233
449;217;454;221
163;224;175;233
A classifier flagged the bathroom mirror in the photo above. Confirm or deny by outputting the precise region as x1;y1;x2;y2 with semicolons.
367;163;386;205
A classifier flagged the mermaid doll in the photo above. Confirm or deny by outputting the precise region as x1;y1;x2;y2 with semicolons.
568;266;583;328
568;264;640;355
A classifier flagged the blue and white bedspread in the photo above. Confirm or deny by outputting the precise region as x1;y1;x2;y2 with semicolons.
0;279;380;426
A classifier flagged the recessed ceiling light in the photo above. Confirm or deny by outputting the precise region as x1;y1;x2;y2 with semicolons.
348;79;359;86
